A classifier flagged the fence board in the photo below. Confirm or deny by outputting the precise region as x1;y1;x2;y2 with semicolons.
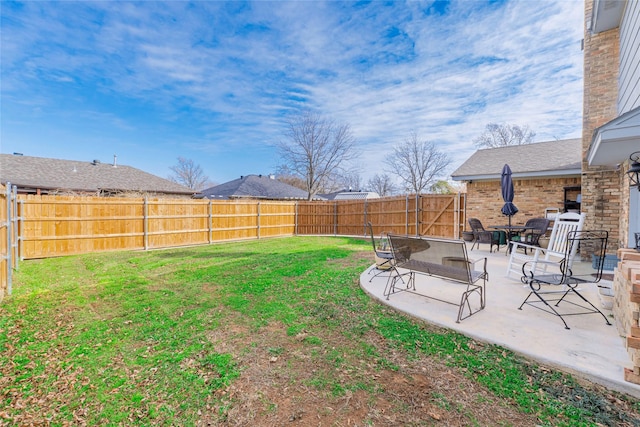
211;200;258;241
147;199;210;248
257;201;297;238
296;202;336;235
19;195;144;258
0;185;7;300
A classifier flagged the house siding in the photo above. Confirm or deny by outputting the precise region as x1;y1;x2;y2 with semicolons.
618;0;640;114
617;2;640;250
582;0;622;250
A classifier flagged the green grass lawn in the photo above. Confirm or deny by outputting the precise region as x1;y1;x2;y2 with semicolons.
1;236;638;426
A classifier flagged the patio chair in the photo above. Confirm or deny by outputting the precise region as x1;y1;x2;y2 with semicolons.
506;212;585;280
516;217;551;254
468;218;501;253
367;222;395;282
518;230;612;330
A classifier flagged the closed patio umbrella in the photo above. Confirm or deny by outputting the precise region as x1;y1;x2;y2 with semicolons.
500;164;518;227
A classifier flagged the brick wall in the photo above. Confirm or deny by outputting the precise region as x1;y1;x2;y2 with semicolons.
582;0;622;251
614;250;640;385
465;176;580;229
584;0;640;387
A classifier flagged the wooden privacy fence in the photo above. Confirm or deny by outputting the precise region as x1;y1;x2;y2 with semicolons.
296;194;466;238
1;192;466;298
17;197;298;259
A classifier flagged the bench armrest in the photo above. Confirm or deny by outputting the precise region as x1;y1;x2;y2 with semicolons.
469;256;487;273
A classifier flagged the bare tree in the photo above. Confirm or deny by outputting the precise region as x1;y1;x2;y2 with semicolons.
473;123;535;148
275;165;307;191
387;133;451;194
367;173;395;196
336;170;363;192
168;157;211;191
278;111;358;200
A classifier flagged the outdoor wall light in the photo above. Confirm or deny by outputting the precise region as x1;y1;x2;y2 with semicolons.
627;151;640;190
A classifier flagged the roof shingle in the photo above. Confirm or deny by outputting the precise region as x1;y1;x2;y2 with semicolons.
450;139;582;181
0;154;193;195
199;175;321;200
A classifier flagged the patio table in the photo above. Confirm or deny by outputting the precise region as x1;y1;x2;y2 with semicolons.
488;225;529;255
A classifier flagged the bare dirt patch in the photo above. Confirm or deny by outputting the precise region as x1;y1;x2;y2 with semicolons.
198;321;541;426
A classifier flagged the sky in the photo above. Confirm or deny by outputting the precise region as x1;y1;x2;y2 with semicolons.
0;0;585;189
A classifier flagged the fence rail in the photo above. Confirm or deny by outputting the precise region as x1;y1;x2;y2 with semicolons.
0;192;466;299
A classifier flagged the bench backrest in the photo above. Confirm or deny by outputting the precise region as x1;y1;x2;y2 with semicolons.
387;234;473;283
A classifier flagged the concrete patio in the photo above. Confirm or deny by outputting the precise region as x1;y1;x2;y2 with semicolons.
360;243;640;399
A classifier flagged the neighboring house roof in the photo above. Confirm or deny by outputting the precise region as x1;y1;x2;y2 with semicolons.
323;191;380;200
450;139;582;181
0;154;194;195
198;174;323;200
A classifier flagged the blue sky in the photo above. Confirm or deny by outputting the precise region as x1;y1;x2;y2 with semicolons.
1;0;584;187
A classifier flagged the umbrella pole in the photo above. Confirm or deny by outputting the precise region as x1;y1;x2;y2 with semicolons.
508;215;512;253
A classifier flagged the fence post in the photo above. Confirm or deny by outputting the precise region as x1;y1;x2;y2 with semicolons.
17;199;24;262
295;201;298;235
405;195;409;235
5;183;12;296
455;192;461;239
208;200;212;244
143;197;149;250
11;186;18;270
334;202;337;236
257;202;261;239
453;193;458;239
463;193;467;235
363;198;368;236
415;193;420;236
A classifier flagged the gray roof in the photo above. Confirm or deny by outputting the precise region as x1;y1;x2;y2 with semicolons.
331;191;380;200
198;174;323;200
0;154;194;195
450;139;582;181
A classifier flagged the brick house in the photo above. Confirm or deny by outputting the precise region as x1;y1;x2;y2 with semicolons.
450;138;582;227
451;0;639;255
452;1;640;385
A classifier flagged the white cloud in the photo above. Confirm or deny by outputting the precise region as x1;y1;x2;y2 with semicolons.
0;0;585;185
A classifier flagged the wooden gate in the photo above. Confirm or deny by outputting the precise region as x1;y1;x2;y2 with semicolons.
419;193;466;238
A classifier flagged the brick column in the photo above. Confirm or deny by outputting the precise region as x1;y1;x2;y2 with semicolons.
582;0;621;251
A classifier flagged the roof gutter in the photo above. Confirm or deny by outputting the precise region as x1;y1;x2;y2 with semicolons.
587;106;640;166
451;168;582;182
